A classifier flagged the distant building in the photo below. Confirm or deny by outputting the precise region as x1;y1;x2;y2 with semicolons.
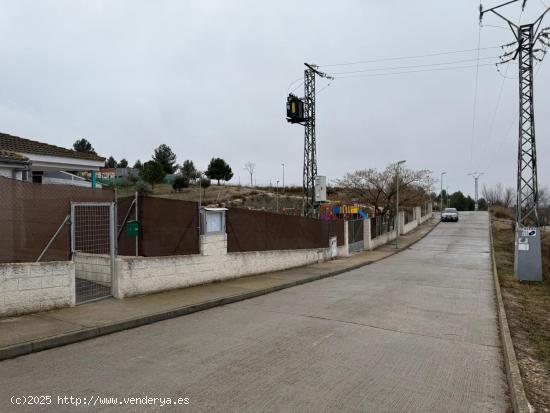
0;150;31;180
0;132;105;187
98;168;116;179
115;167;139;179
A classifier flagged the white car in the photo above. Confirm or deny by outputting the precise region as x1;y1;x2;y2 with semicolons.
441;208;459;222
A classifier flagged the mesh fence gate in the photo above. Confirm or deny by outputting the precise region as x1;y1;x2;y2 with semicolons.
71;202;116;304
348;219;364;253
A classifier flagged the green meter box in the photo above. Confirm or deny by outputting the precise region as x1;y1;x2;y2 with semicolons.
127;220;140;237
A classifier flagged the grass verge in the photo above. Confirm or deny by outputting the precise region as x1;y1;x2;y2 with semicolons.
490;210;550;411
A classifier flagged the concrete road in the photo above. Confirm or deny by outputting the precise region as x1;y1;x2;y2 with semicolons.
0;212;508;412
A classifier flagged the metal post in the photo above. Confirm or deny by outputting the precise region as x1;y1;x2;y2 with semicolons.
395;160;406;249
276;180;279;212
468;172;484;211
475;178;478;211
281;163;285;193
70;202;76;256
109;203;116;295
36;215;70;262
395;170;399;249
135;191;138;257
440;172;446;213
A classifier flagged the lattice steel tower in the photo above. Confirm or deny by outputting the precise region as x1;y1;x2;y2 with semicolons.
516;24;539;227
287;63;333;216
303;65;317;216
480;0;549;281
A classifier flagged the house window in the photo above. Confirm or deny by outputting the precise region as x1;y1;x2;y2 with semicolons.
32;171;43;184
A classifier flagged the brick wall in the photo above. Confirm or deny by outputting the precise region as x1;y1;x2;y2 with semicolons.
0;261;75;317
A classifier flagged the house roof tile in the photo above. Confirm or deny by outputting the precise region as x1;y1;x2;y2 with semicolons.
0;149;29;162
0;132;105;162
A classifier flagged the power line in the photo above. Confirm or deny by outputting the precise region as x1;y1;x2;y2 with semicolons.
470;22;483;165
332;63;495;79
318;45;503;67
290;80;304;94
477;8;524;169
326;55;500;75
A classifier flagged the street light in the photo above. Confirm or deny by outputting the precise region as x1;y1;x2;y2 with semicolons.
440;172;447;213
276;180;280;212
281;163;285;193
395;160;406;249
468;172;484;211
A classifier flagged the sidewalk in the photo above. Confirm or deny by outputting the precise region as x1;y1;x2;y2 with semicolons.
0;217;438;361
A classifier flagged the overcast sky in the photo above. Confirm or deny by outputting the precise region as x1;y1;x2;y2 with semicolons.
0;0;548;197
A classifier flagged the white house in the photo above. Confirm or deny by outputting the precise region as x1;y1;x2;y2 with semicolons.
0;132;105;187
0;150;31;180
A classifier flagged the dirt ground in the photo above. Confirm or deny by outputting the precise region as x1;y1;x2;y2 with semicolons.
117;183;307;214
491;210;550;412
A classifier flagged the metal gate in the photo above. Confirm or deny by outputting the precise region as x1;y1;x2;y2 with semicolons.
71;202;116;304
348;219;364;253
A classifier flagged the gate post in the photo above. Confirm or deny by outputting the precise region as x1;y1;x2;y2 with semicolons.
109;203;117;296
70;202;76;258
341;221;350;257
363;218;373;250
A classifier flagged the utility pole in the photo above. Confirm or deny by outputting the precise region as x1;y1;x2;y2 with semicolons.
395;160;406;249
276;180;280;212
468;172;484;211
480;0;549;281
440;172;447;213
287;63;333;217
281;163;285;193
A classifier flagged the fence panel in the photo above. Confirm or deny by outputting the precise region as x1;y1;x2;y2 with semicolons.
404;209;415;224
227;208;331;253
0;177;113;263
371;214;395;239
348;219;364;244
119;197;199;257
328;220;345;246
348;219;364;252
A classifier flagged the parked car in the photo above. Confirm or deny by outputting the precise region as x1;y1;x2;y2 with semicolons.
441;208;459;222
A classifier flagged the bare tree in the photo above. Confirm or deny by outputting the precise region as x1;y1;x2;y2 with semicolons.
482;183;515;207
336;165;434;216
503;187;514;208
244;162;256;187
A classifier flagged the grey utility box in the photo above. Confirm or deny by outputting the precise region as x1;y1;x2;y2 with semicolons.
514;226;543;282
314;175;327;203
200;207;227;235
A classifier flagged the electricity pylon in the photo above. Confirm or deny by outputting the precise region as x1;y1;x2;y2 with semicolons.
480;0;550;281
468;172;484;211
287;63;333;216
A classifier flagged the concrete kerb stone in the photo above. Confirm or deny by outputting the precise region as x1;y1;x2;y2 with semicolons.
488;216;531;413
0;218;439;362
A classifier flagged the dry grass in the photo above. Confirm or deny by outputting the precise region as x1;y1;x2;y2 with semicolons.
115;183;304;213
491;210;550;411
